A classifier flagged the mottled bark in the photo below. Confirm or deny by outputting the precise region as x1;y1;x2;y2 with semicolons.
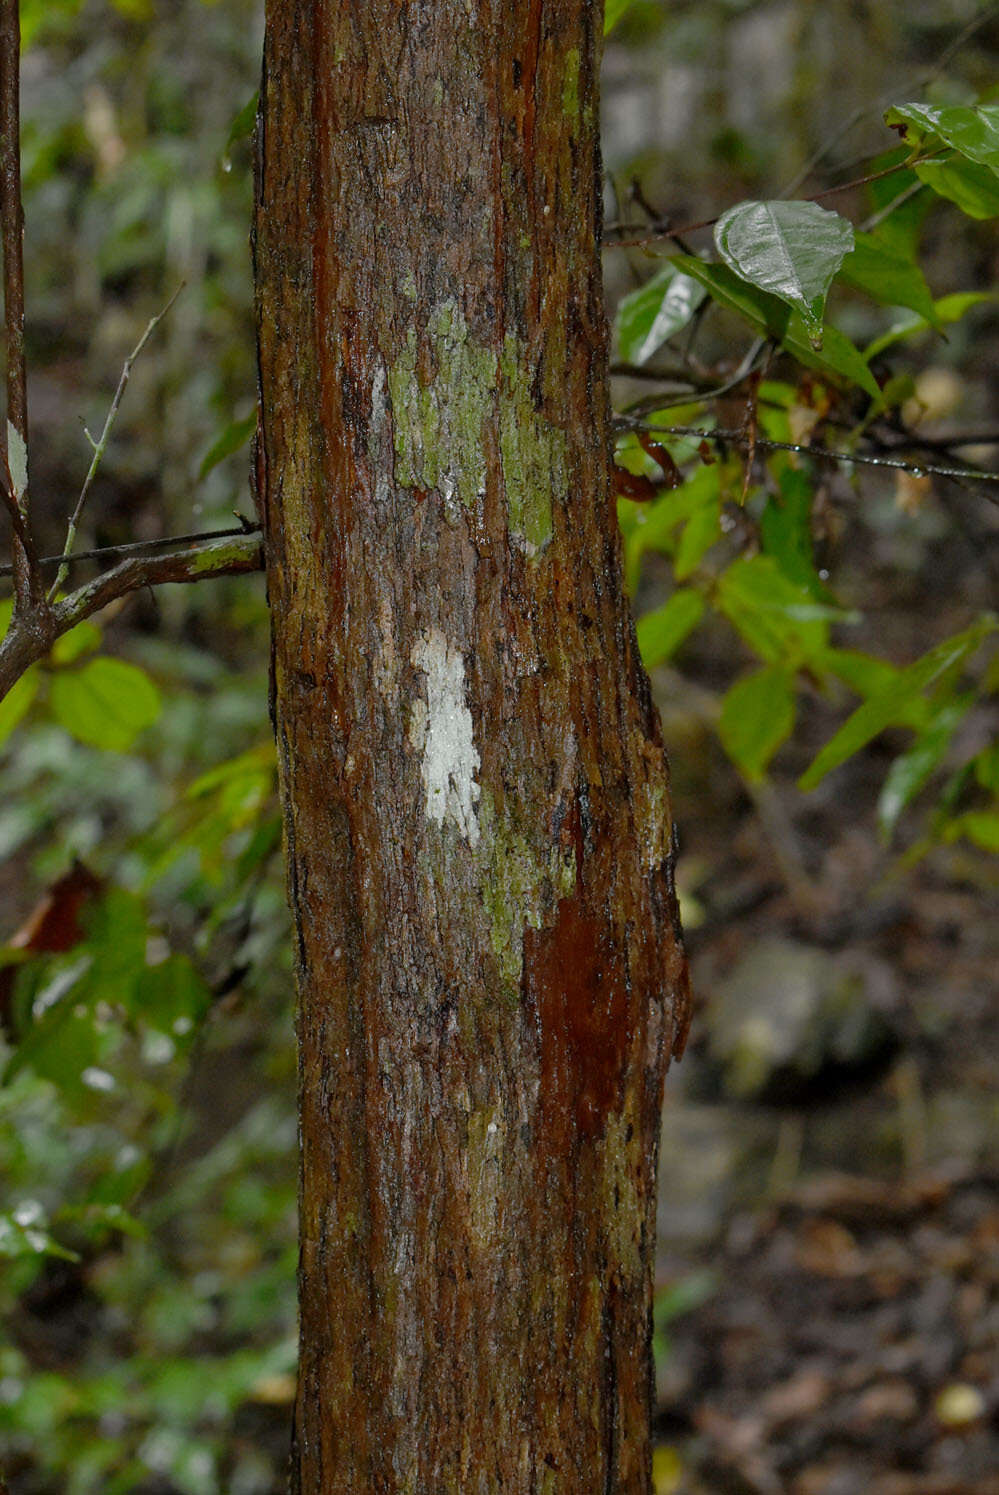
253;2;689;1491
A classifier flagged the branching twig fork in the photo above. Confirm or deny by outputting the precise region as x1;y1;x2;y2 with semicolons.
48;282;186;599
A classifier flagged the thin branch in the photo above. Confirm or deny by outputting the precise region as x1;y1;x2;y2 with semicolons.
778;6;999;199
602;153;947;251
0;531;264;702
615;336;769;421
613;419;999;505
859;178;924;235
0;522;261;579
48;283;185;599
0;0;42;613
0;444;30;553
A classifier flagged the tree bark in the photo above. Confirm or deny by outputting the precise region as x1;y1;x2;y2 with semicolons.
253;3;689;1490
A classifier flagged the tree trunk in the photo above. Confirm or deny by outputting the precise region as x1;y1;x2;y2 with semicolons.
253;2;690;1490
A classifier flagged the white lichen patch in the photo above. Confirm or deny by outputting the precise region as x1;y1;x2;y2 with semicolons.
410;629;480;846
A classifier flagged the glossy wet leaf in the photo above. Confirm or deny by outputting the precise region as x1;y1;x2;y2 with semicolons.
616;266;706;365
884;102;999;171
50;657;161;752
713;200;854;346
674;255;881;400
636;589;705;667
719;667;795;780
914;155;999;220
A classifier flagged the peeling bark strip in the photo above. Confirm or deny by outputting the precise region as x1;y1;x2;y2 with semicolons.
254;2;690;1491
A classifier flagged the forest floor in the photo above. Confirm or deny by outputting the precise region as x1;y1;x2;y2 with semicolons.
651;568;999;1494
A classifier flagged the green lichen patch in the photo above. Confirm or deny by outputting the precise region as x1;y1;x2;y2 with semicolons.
477;788;576;989
499;334;567;555
386;299;496;515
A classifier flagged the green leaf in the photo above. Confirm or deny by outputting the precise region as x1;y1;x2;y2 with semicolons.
877;697;972;837
674;255;882;401
85;889;152;1011
4;964;103;1090
674;488;721;578
56;1201;146;1241
884;102;999;171
718;667;795;780
974;744;999;794
837;231;939;326
224;91;259;161
864;150;932;260
819;647;904;700
620;461;720;591
0;668;39;746
864;291;995;360
636;589;705;667
713;200;854;347
914;154;999;220
50;620;102;666
50;657;161;751
715;555;829;666
604;0;638;34
945;809;999;852
198;410;257;479
800;618;997;790
187;742;276;798
760;464;828;598
616;266;706;365
0;1207;79;1263
141;955;211;1035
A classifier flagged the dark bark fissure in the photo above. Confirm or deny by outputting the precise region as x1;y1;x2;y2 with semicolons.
254;2;689;1490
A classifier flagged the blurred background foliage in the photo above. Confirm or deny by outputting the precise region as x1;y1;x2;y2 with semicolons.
0;2;997;1492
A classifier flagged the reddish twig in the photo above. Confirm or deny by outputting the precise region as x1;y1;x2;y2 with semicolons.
0;0;42;613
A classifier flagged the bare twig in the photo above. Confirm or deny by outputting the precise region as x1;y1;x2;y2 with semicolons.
0;531;264;701
601;156;945;250
0;0;42;613
613;419;999;505
48;283;185;599
780;1;999;199
0;522;261;579
615;337;769;421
